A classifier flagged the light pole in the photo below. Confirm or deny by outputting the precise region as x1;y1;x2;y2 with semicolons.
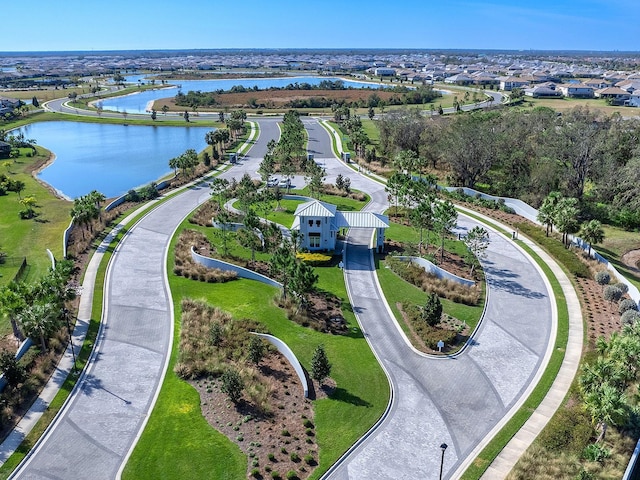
63;308;77;373
439;443;448;480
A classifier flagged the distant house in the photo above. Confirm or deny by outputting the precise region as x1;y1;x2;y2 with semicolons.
0;141;11;158
524;83;562;98
626;93;640;108
595;86;631;104
444;73;474;85
558;84;594;98
292;200;389;253
499;76;530;91
374;67;396;77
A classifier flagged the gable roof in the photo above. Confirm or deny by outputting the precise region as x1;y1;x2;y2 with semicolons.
293;200;337;218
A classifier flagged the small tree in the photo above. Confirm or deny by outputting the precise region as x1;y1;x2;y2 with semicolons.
311;344;331;383
580;220;605;256
248;336;266;365
0;350;25;388
422;293;443;327
221;368;244;403
463;226;490;276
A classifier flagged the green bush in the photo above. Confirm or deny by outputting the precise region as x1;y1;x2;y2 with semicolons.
286;471;299;480
251;468;260;478
582;443;610;463
290;452;300;462
538;405;593;454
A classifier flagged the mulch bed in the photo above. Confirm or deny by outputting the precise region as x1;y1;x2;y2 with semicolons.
191;351;334;479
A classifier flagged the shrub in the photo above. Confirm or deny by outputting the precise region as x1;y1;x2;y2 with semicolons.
582;443;610;463
538;405;593;454
281;429;290;437
286;471;299;480
0;351;26;388
422;292;443;327
304;454;315;465
614;282;629;294
296;252;333;266
267;453;276;461
302;419;314;428
619;298;638;315
604;285;623;304
290;452;300;462
221;368;244;403
271;471;281;479
621;309;640;326
251;468;261;478
594;270;610;287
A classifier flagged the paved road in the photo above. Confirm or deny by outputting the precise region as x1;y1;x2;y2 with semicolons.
296;121;553;480
10;119;279;479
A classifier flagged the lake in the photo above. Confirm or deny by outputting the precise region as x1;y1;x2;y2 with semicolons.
98;76;386;114
17;121;210;199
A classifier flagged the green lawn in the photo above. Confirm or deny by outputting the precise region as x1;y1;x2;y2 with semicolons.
124;217;389;479
0;146;71;286
377;262;483;328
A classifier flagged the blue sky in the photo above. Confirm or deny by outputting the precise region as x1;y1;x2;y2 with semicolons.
3;0;639;52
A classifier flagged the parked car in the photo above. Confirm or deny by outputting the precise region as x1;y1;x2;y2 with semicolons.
278;178;291;188
267;177;278;187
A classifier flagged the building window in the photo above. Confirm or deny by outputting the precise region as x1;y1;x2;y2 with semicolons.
316;220;321;227
309;232;320;248
308;219;313;226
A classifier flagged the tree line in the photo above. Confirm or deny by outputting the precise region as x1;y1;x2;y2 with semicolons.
371;106;640;230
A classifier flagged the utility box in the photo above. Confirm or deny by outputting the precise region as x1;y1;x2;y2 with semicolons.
307;153;314;161
342;152;351;163
229;153;237;164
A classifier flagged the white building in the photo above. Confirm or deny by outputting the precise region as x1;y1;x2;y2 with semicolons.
292;200;389;253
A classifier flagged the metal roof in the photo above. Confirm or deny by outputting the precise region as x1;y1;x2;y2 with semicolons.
335;212;389;229
293;200;337;218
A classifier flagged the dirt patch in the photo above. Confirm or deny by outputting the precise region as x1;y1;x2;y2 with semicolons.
621;249;640;274
192;351;333;479
153;89;400;111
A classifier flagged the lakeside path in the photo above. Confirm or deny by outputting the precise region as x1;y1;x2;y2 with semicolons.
305;119;555;480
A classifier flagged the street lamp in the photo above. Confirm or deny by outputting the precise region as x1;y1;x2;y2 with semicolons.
439;443;448;480
63;308;76;373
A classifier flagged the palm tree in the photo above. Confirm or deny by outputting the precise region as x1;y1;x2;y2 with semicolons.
0;283;27;343
19;196;37;219
18;301;58;352
537;191;562;236
583;382;628;443
580;219;605;256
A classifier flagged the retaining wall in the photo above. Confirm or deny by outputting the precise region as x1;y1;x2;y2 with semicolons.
395;256;475;287
190;247;282;288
